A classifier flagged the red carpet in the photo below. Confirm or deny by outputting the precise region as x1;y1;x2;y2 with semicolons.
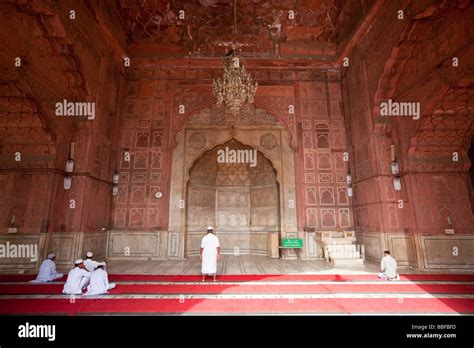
0;298;472;315
0;273;473;314
0;283;472;295
2;273;474;282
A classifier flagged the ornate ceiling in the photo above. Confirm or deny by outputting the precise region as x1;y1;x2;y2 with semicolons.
116;0;371;58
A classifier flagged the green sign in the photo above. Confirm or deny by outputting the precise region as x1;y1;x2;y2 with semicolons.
282;238;303;248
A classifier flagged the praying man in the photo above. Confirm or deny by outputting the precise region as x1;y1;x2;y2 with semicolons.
200;226;220;282
62;259;90;295
85;262;116;296
30;253;63;283
378;250;400;280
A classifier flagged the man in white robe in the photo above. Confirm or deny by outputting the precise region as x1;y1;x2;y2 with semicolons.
62;259;90;295
84;251;100;272
378;250;399;280
200;226;220;282
85;262;116;296
30;253;63;283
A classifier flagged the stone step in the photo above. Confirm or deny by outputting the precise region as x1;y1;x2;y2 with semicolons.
329;251;360;259
331;258;365;267
326;245;358;252
322;239;356;245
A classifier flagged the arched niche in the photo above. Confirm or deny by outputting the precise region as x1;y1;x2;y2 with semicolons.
185;139;280;256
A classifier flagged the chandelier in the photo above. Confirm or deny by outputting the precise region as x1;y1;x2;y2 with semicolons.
213;51;258;114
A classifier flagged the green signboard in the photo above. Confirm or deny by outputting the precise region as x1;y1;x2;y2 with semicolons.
282;238;303;248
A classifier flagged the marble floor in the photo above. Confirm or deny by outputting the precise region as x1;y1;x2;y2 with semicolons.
107;255;389;275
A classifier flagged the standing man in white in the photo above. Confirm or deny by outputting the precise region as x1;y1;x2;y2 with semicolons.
378;250;400;280
200;226;220;282
30;253;63;283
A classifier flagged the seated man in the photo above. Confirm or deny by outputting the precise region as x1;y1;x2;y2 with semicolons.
83;251;100;272
62;259;90;295
378;250;399;280
85;262;116;296
30;253;63;283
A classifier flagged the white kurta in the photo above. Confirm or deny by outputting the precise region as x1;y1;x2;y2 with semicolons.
85;268;116;296
380;255;397;278
31;259;63;283
62;267;90;295
201;233;220;275
84;258;100;272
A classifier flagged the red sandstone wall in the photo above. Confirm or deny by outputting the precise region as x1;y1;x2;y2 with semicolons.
295;79;353;231
111;66;353;232
342;0;474;237
2;0;470;244
113;78;171;230
0;1;127;233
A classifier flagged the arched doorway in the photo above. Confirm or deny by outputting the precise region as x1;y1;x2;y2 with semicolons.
166;105;298;260
185;139;279;256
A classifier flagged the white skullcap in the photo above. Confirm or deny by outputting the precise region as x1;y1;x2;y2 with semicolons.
86;251;93;257
75;259;83;264
47;253;55;259
207;226;213;230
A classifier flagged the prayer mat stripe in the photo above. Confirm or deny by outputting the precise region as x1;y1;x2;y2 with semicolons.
0;283;472;295
2;274;474;283
0;297;472;314
1;293;473;299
